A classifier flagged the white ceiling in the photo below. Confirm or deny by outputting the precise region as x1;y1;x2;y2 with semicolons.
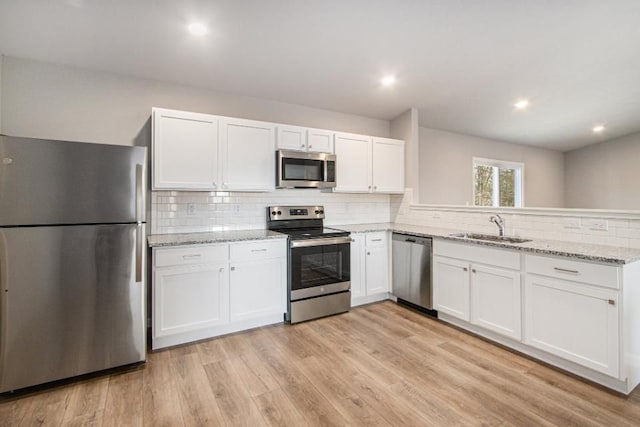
1;0;639;151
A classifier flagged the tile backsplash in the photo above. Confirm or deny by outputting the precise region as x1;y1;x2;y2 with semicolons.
151;188;640;250
393;190;640;249
151;189;391;234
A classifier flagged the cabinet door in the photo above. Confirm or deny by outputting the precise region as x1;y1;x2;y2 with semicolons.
350;233;366;300
153;263;229;337
333;133;372;192
471;265;521;340
433;256;470;321
365;236;389;295
221;118;276;191
307;129;334;153
152;108;218;190
372;138;405;194
277;125;307;151
229;258;285;322
524;275;619;377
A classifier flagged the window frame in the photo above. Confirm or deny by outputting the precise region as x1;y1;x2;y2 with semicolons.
472;157;524;208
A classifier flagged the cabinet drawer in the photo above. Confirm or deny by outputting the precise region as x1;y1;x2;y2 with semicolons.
434;239;520;270
366;232;387;247
230;239;285;261
154;245;228;267
525;255;619;289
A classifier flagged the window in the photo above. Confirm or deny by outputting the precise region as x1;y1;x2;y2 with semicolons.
473;158;523;207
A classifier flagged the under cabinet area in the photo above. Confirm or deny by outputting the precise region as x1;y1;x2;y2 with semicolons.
151;238;286;349
350;231;391;306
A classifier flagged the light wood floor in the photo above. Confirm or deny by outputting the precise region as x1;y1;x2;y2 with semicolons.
2;301;640;426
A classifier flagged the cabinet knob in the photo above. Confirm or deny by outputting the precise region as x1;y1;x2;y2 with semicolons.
300;144;305;148
472;269;476;273
368;186;372;190
608;299;616;305
230;266;235;271
367;252;371;255
463;267;468;271
309;145;313;148
373;186;377;190
219;267;224;272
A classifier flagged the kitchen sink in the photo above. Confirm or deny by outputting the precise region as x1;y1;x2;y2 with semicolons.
449;232;532;244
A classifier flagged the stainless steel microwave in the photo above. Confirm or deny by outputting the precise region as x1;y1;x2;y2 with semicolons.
276;150;336;188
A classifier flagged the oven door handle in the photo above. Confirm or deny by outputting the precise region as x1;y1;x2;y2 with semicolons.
290;236;352;248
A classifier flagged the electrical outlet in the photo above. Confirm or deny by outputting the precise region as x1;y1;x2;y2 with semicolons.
234;204;241;213
584;218;608;231
563;218;581;229
187;203;196;215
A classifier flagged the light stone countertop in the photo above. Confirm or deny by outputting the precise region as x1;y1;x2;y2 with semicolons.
333;222;640;265
147;229;286;247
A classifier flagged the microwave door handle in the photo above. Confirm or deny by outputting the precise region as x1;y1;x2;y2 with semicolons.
324;159;328;183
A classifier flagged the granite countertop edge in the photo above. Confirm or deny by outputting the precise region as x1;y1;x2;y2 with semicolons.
147;223;640;264
333;222;640;265
148;230;287;247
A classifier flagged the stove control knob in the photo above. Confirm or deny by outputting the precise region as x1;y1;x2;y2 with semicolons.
315;210;320;214
271;211;277;216
277;211;282;215
319;210;324;214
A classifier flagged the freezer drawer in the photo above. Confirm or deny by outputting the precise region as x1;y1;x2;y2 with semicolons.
392;233;433;310
0;224;146;392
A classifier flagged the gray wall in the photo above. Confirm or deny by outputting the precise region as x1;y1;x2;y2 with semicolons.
391;108;419;200
0;56;390;146
419;127;565;207
564;131;640;210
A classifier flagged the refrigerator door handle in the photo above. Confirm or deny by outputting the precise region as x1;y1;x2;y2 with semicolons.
135;223;143;283
135;164;145;222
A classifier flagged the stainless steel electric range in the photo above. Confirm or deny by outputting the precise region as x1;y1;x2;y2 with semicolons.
267;206;351;324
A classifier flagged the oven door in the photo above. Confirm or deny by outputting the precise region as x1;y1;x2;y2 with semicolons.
289;237;351;300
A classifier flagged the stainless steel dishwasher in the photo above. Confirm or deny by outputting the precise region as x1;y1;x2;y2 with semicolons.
392;233;434;313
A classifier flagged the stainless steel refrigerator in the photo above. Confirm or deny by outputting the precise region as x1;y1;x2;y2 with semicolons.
0;135;147;393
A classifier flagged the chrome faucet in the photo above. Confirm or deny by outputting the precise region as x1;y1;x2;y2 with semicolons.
489;214;505;237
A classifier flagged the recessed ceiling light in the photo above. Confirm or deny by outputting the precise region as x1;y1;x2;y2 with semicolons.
514;99;529;110
188;22;208;36
380;75;396;87
592;125;605;133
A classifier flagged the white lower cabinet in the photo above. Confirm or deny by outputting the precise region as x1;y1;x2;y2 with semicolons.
152;239;286;349
524;269;619;377
153;262;229;337
471;264;521;340
350;232;391;305
229;257;285;323
433;256;471;321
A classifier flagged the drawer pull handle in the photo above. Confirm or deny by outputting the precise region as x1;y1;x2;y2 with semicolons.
554;267;579;274
608;299;616;306
251;249;268;252
371;239;382;242
182;254;202;259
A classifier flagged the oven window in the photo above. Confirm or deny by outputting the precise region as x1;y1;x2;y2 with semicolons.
282;158;324;181
290;243;350;290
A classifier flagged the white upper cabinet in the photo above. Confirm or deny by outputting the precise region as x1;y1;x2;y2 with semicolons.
333;132;372;192
372;137;405;194
276;126;334;153
220;118;276;191
276;125;307;151
307;128;334;153
152;108;219;190
333;133;405;194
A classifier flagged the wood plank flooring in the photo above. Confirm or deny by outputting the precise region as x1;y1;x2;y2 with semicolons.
2;300;640;426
